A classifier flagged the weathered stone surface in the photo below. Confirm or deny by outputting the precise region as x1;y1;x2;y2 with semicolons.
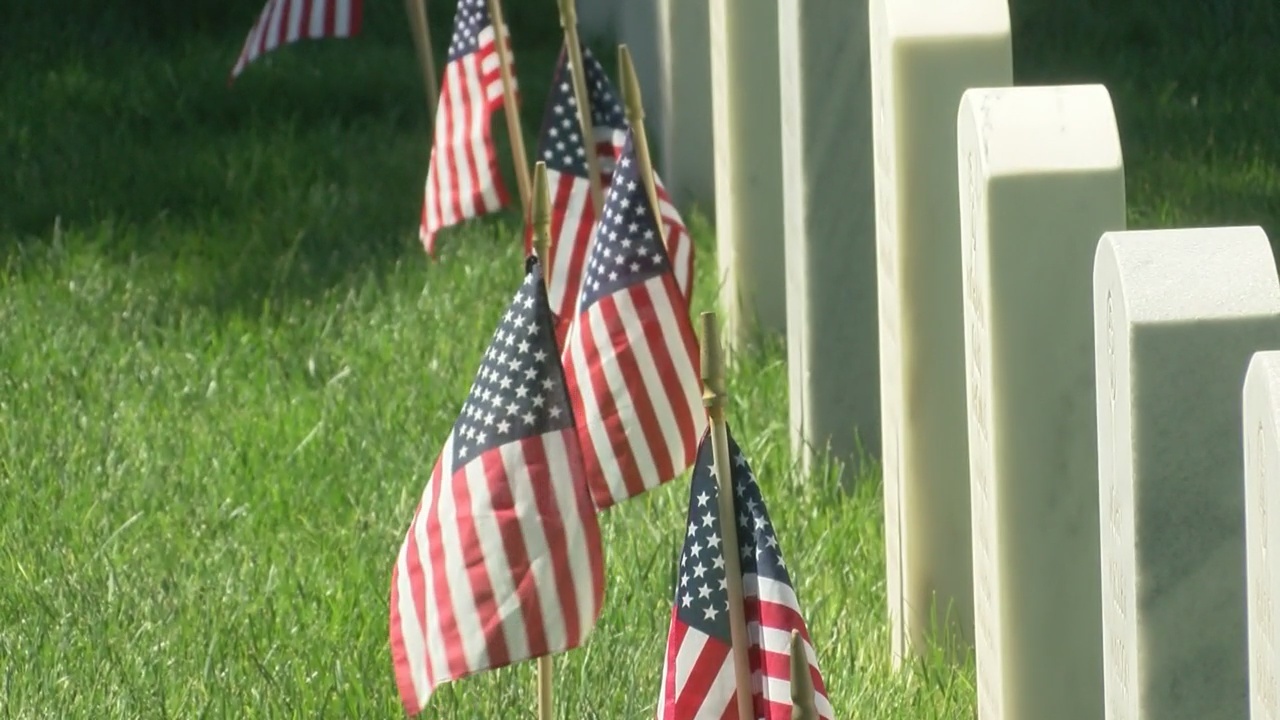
870;0;1012;666
710;0;785;352
958;84;1125;720
1245;350;1280;720
1095;226;1280;720
781;0;879;476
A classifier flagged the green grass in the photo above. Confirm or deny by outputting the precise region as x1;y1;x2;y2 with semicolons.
3;1;1280;717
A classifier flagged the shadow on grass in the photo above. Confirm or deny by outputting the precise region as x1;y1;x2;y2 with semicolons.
1011;0;1280;240
0;1;569;318
5;0;1280;320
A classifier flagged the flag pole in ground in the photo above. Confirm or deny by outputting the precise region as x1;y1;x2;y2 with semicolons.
789;630;819;719
486;0;533;214
403;0;439;124
557;0;606;215
530;160;555;720
617;44;669;252
699;311;755;720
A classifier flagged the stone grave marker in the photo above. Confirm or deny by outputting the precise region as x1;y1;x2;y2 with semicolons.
1245;350;1280;720
616;0;714;213
1095;226;1280;720
575;0;615;40
780;0;879;476
709;0;786;352
870;0;1012;665
958;84;1125;720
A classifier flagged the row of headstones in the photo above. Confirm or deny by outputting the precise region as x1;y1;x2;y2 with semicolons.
584;0;1280;717
870;2;1280;719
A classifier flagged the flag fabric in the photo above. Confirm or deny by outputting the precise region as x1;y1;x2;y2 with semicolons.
229;0;362;81
531;42;695;341
561;129;704;511
656;427;834;720
389;256;605;715
419;0;516;258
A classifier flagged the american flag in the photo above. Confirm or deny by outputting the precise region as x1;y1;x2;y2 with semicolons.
389;256;605;715
656;427;834;719
561;129;704;511
531;42;695;338
229;0;362;81
419;0;515;257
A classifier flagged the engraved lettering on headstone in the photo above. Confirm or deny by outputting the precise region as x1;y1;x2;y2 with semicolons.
1255;419;1277;717
963;146;998;719
1106;290;1116;405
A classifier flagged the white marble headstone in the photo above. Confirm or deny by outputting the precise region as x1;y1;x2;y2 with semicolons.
574;0;615;40
1095;227;1280;720
616;0;714;213
781;0;879;475
709;0;785;352
1246;350;1280;720
870;0;1012;665
958;84;1126;720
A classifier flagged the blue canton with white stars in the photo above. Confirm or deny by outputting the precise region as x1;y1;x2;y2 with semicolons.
577;132;671;310
451;257;574;468
674;428;793;641
446;0;492;62
537;43;626;178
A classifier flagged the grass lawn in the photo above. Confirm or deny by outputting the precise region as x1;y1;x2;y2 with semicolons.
3;2;1279;718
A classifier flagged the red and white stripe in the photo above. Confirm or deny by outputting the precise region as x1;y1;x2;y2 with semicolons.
562;274;706;511
656;575;835;720
420;25;514;257
229;0;362;80
543;130;695;342
389;429;604;715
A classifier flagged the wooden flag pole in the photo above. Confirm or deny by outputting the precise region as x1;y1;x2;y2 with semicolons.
531;160;555;720
487;0;533;214
789;630;818;720
403;0;439;124
617;44;669;253
533;162;554;268
557;0;606;215
700;311;755;720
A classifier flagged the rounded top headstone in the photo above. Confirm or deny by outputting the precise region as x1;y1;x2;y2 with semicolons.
1096;227;1280;323
958;84;1123;179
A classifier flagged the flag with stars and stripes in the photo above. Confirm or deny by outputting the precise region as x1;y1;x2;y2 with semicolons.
530;42;695;340
561;129;704;511
656;427;834;720
389;256;605;716
229;0;362;81
419;0;516;258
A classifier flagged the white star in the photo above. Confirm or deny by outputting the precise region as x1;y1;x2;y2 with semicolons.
549;406;563;419
497;420;511;433
696;492;710;507
703;605;720;621
522;411;536;425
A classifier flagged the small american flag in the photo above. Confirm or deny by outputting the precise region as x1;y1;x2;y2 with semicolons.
419;0;515;257
656;427;834;719
561;129;704;511
531;42;695;336
389;257;605;715
229;0;362;81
